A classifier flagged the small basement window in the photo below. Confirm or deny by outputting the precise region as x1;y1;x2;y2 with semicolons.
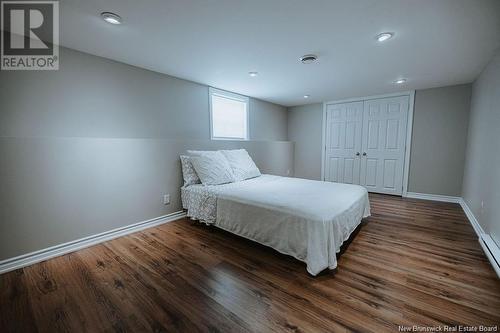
209;87;249;140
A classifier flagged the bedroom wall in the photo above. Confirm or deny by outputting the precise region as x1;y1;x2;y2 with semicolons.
408;84;471;196
0;47;293;261
286;84;472;196
250;98;288;141
287;103;323;180
0;47;288;140
462;51;500;245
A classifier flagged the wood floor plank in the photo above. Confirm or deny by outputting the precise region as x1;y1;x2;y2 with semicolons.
1;193;499;332
22;259;89;333
0;269;38;333
104;233;254;333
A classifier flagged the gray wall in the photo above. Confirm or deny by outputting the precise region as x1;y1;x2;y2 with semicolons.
0;138;293;260
250;98;288;141
0;47;287;140
287;86;472;197
462;51;500;245
408;84;471;196
0;47;292;260
287;103;323;180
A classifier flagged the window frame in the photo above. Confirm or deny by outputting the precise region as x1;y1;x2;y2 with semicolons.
209;87;250;141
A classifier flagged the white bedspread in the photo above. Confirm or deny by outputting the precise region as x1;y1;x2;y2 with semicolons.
181;175;370;275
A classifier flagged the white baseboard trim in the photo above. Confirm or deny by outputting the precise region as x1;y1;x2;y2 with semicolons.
0;211;186;274
480;235;500;278
459;198;500;279
405;192;461;203
458;198;485;236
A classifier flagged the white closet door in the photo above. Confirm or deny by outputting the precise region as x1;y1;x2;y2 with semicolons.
360;96;409;195
324;102;363;184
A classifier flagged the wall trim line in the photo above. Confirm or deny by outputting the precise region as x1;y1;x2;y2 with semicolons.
458;198;500;278
404;192;461;203
479;234;500;278
323;90;414;105
458;198;484;236
0;211;186;274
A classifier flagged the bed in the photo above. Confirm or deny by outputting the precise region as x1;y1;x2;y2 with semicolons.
181;174;370;276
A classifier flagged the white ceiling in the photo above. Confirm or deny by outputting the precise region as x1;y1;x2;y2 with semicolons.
60;0;500;107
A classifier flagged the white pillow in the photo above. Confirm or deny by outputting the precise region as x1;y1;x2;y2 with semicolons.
187;150;236;185
180;155;201;186
220;149;261;181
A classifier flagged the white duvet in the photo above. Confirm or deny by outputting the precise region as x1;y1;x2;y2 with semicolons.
181;175;370;275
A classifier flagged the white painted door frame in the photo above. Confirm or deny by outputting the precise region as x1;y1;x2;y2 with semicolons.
321;90;415;197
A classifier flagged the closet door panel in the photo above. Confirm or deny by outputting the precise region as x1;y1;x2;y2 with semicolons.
324;102;363;184
360;96;409;195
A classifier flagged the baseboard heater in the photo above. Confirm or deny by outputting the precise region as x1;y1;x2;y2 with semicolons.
479;234;500;278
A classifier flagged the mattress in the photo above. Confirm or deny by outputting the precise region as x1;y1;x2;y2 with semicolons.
181;174;370;275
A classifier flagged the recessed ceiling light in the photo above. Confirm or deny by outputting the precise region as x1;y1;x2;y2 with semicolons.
248;71;258;77
299;54;318;64
394;78;407;84
303;95;310;99
376;32;394;42
101;12;122;25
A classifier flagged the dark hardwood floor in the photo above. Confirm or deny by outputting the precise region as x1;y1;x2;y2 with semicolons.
1;194;499;332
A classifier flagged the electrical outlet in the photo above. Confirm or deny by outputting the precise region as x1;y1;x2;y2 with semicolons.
163;194;170;205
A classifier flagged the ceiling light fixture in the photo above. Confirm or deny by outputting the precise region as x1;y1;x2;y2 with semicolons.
299;54;318;64
376;32;394;42
248;71;258;77
303;95;310;99
101;12;122;25
394;78;407;84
